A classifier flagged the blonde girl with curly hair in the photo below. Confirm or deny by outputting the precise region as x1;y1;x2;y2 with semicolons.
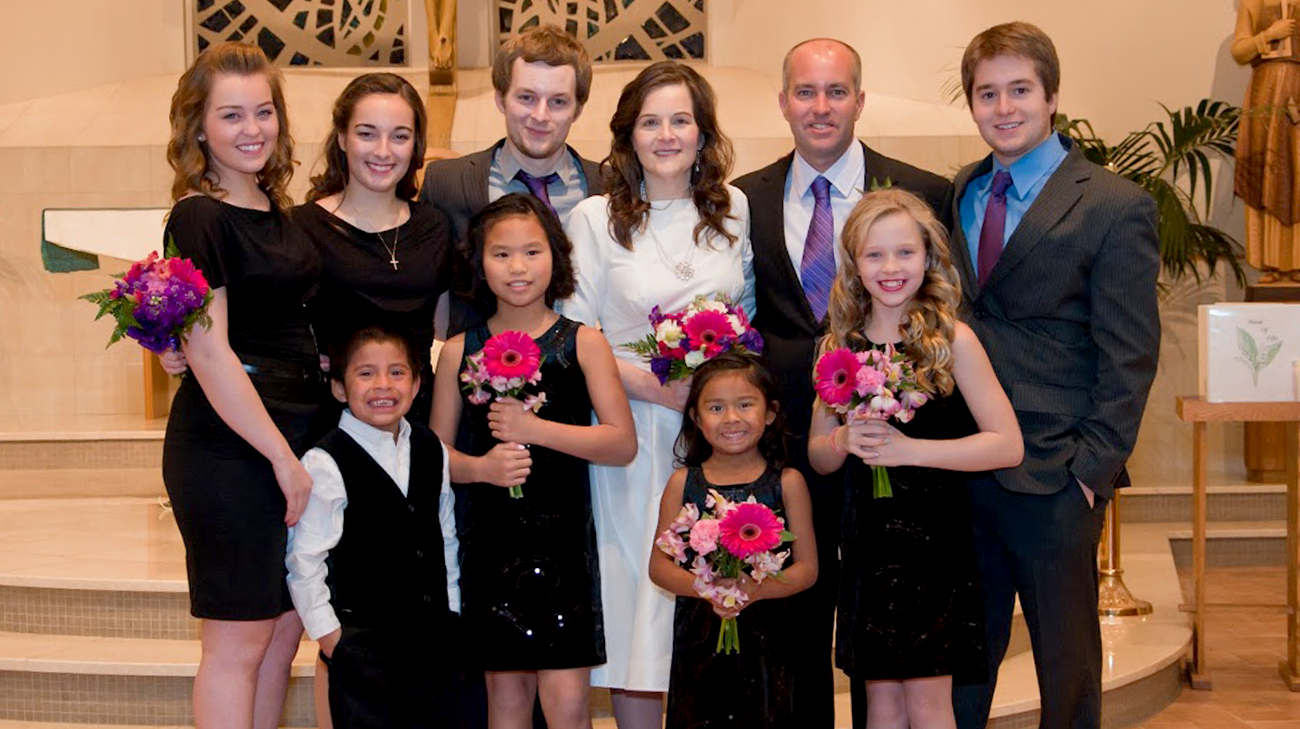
808;188;1022;729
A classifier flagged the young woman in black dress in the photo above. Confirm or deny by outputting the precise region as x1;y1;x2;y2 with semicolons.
161;42;320;728
298;72;452;426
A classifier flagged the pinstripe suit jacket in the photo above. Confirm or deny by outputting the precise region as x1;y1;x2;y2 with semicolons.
950;139;1160;499
418;139;604;244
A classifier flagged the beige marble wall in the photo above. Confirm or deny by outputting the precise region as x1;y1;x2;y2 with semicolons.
0;143;322;422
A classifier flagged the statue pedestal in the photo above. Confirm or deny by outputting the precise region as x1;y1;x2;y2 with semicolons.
1244;284;1300;482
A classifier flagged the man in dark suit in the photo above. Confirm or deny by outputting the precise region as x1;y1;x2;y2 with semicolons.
948;23;1159;729
419;24;603;336
732;38;951;729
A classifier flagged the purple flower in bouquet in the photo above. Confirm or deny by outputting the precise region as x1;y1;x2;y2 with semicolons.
80;239;213;355
624;293;764;385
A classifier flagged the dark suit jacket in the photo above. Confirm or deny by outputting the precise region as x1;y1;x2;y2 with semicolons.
418;139;604;244
418;139;604;335
733;141;953;443
950;139;1160;499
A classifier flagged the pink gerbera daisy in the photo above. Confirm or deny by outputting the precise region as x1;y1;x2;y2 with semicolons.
718;502;785;559
480;330;542;380
681;309;732;353
814;347;861;407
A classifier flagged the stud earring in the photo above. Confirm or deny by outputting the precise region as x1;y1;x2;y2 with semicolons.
197;133;206;143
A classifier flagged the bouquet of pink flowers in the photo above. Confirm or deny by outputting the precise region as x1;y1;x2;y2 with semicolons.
655;489;794;654
79;238;213;354
460;330;546;498
814;343;930;498
624;293;763;384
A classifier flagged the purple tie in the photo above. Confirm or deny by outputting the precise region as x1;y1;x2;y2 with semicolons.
801;176;835;322
977;170;1013;286
516;170;560;217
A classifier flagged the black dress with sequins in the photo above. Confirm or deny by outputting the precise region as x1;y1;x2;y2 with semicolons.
456;316;605;670
666;465;796;728
835;371;987;684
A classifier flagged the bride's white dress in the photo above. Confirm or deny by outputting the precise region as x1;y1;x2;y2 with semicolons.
559;186;755;691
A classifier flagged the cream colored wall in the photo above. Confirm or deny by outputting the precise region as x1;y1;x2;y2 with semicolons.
0;1;188;106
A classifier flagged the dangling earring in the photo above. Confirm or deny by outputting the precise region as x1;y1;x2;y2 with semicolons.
639;177;647;201
693;149;701;176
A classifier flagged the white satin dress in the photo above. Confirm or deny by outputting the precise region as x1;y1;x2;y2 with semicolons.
559;186;755;691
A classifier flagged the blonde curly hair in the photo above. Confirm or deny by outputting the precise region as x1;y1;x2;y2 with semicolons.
820;188;962;396
167;42;294;209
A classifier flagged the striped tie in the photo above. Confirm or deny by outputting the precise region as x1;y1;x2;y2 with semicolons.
801;175;835;322
515;170;560;218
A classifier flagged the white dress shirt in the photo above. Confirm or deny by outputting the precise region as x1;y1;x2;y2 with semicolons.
783;142;867;275
286;410;461;641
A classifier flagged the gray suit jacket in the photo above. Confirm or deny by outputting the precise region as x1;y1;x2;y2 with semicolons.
950;139;1160;499
418;139;604;244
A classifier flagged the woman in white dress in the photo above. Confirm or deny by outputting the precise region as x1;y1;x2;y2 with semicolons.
560;61;754;728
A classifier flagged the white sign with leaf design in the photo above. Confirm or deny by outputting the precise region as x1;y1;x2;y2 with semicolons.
1198;303;1300;402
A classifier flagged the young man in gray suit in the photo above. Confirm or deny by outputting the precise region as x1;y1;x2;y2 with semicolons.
732;38;951;729
948;22;1160;729
419;24;603;336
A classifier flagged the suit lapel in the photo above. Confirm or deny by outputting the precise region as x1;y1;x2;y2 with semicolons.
466;146;493;213
950;158;990;302
981;146;1088;292
752;154;819;327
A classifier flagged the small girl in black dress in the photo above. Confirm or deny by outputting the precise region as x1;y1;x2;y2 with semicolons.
161;42;319;728
807;189;1023;729
431;194;636;729
649;351;818;728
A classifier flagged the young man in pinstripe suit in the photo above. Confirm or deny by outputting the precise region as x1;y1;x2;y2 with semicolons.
948;22;1160;729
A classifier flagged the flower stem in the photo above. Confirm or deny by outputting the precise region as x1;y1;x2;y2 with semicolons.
716;616;740;654
872;465;893;499
508;485;524;499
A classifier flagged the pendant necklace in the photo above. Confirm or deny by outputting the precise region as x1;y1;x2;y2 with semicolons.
377;225;401;270
644;205;696;282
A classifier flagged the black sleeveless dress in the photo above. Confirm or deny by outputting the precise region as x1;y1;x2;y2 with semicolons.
835;359;987;683
456;316;605;670
666;466;796;728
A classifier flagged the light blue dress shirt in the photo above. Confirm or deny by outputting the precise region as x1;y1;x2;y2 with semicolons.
488;143;589;228
960;133;1070;275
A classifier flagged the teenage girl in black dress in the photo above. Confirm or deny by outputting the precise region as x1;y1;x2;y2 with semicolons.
161;42;320;728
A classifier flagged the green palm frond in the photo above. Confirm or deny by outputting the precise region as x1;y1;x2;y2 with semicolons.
1056;100;1243;292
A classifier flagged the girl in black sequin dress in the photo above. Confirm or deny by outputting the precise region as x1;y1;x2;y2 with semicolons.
431;194;636;729
807;189;1023;729
649;352;818;728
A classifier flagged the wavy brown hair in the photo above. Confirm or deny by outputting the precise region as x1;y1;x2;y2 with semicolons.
167;42;294;209
821;188;962;396
307;73;427;203
603;61;736;251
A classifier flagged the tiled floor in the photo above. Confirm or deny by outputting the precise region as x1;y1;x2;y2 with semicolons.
1135;566;1300;728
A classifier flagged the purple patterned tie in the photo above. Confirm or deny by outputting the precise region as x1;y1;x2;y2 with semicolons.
977;170;1014;286
515;170;560;217
801;176;835;322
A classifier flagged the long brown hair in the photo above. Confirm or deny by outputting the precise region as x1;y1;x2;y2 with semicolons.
307;73;427;203
167;42;294;209
603;61;736;251
821;189;962;396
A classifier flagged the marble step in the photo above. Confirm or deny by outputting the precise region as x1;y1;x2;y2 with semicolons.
0;630;316;726
0;438;162;472
0;468;164;500
1121;484;1285;523
1166;520;1288;569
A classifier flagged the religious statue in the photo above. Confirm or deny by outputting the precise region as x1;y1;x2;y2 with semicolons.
1233;0;1300;283
426;0;456;86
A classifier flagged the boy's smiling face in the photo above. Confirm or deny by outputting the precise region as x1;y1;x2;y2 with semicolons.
331;339;418;436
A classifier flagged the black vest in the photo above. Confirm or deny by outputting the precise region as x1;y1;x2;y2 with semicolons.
317;423;453;629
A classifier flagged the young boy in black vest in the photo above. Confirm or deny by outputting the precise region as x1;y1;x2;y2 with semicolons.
286;325;473;728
